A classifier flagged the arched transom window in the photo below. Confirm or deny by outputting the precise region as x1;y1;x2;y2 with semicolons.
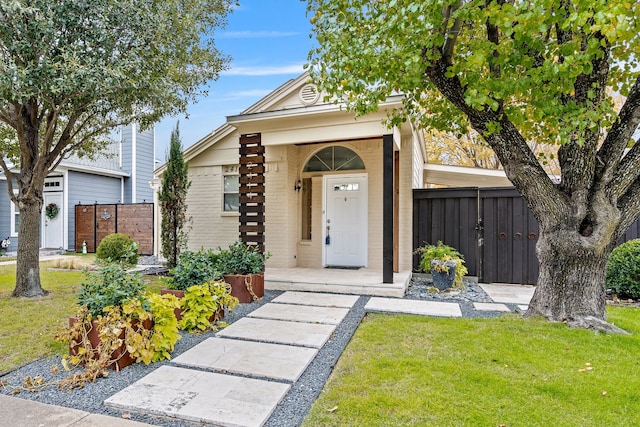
303;146;365;172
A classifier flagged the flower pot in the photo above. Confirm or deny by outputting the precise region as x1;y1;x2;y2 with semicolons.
68;316;153;370
223;273;264;303
160;289;186;321
160;289;224;322
431;260;457;291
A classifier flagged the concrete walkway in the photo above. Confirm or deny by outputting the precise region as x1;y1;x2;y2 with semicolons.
2;283;534;427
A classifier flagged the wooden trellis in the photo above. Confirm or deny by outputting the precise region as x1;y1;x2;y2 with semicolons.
239;133;265;252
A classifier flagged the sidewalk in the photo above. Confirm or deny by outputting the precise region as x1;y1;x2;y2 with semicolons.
0;394;152;427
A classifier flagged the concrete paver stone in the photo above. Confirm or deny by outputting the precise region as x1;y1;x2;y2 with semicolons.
216;317;336;348
365;298;462;317
473;302;511;312
271;291;359;308
248;303;350;325
104;366;290;427
172;337;318;382
479;283;535;305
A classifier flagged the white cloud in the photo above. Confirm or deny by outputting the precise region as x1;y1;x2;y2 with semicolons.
222;64;305;76
221;30;300;39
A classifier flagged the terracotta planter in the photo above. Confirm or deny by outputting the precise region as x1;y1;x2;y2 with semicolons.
160;289;186;320
68;316;153;370
160;289;224;322
223;273;264;303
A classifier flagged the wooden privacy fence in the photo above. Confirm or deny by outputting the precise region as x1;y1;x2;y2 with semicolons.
75;203;154;255
413;187;640;285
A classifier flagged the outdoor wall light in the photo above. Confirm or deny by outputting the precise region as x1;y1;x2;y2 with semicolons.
294;179;302;192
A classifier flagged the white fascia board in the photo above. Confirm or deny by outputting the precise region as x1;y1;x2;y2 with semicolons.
227;95;406;124
424;163;512;187
58;162;130;178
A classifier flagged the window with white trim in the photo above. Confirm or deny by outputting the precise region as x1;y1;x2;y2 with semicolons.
223;165;239;212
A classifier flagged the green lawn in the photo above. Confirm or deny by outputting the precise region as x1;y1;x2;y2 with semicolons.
0;260;165;373
303;309;640;427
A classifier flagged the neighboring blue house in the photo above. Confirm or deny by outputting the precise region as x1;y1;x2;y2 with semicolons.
0;124;155;254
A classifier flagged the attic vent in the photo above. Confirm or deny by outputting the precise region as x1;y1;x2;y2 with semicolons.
299;84;320;105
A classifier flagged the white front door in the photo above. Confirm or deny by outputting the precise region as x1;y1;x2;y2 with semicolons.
43;193;63;249
324;174;368;267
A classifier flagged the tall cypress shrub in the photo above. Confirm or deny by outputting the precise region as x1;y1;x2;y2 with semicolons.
159;123;191;268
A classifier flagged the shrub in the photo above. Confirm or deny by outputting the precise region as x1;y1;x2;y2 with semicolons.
217;240;270;275
96;233;139;266
178;281;238;332
606;239;640;299
168;248;220;290
415;241;468;287
77;262;146;317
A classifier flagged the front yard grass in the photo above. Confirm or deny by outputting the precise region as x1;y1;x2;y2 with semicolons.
303;308;640;427
0;260;165;373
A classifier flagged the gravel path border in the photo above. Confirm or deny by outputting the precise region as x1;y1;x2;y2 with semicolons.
0;278;515;426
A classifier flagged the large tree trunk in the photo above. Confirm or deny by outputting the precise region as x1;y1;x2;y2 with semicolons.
528;229;609;321
526;209;628;334
11;195;47;297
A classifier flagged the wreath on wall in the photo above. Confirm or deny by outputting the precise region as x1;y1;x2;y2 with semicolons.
45;203;59;220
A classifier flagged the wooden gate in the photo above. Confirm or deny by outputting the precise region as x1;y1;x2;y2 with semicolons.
414;187;640;284
75;203;154;255
480;188;539;284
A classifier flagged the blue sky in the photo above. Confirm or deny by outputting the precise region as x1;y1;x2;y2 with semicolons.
154;0;313;160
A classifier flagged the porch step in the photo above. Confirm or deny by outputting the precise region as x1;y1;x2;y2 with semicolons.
264;268;411;298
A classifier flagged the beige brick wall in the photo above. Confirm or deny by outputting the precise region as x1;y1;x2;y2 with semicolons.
399;136;414;271
185;165;238;251
183;134;414;272
263;145;297;268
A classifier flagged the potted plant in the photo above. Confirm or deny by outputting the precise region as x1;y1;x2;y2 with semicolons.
217;240;270;303
62;261;180;376
178;280;239;332
415;241;468;291
161;248;220;320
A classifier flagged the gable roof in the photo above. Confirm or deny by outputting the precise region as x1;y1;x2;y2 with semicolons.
155;72;408;176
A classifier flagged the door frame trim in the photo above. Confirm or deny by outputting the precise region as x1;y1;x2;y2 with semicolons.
42;191;64;249
322;173;368;267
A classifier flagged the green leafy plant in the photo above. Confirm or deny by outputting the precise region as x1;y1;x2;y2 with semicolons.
415;241;468;287
606;239;640;300
167;248;220;291
217;240;270;275
56;274;180;389
179;281;238;332
77;262;146;317
96;233;139;266
121;294;181;364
